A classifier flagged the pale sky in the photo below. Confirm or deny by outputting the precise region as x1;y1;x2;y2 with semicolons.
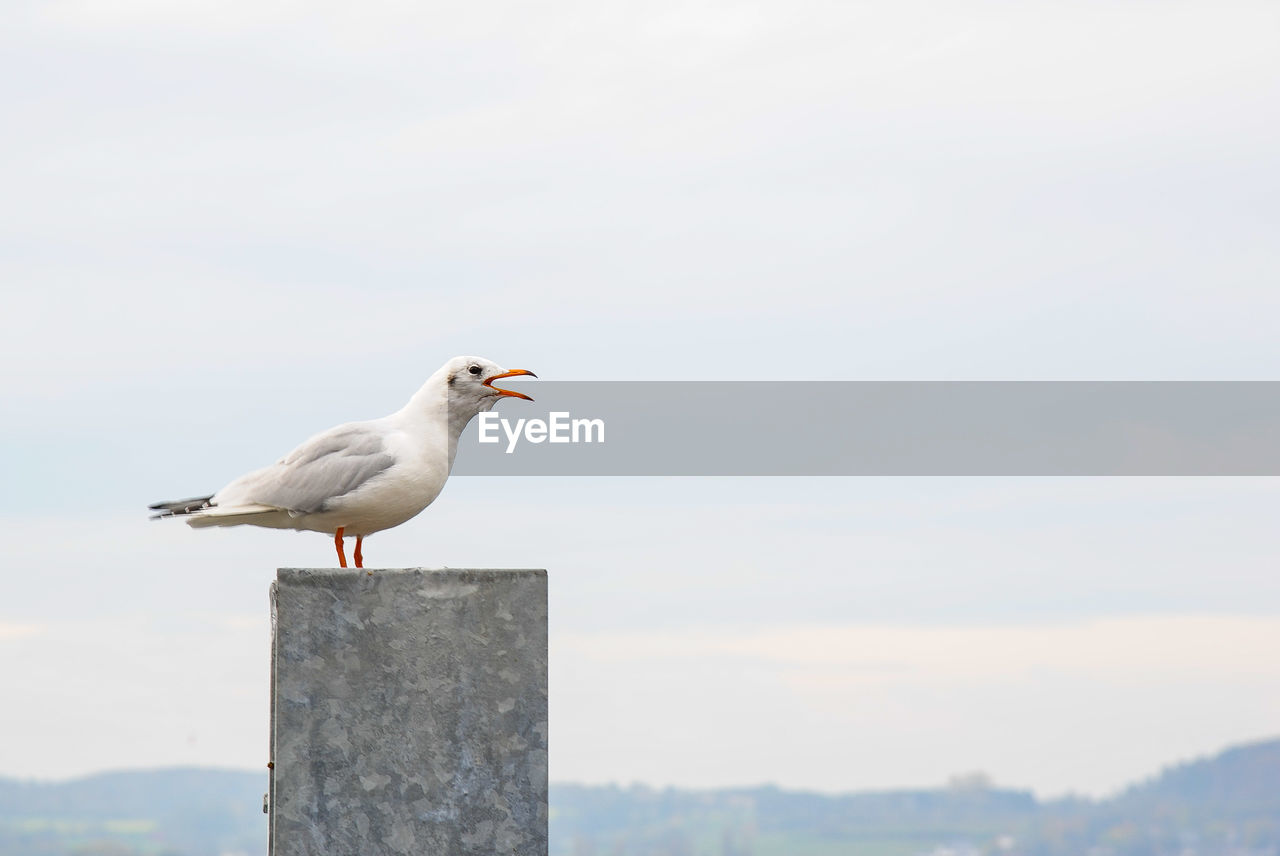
1;0;1279;797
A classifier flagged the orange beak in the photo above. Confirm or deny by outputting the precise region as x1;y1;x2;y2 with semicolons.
483;369;537;401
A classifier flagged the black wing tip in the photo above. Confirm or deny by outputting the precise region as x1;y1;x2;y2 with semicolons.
148;495;216;518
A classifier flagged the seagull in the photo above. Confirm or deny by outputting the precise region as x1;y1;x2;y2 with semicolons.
149;356;536;569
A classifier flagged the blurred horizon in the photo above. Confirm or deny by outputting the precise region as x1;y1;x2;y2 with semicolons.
5;731;1278;799
4;736;1278;855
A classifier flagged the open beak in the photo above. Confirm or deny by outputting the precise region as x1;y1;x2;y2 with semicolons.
483;369;537;401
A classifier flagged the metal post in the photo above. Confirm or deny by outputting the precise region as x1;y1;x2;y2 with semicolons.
269;568;548;855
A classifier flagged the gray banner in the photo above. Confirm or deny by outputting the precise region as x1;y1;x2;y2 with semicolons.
453;382;1280;475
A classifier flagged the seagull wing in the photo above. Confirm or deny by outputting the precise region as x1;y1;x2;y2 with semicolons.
216;423;397;515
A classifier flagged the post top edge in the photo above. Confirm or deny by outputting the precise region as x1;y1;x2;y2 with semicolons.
277;567;547;580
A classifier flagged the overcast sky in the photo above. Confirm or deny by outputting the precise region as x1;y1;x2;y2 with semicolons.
1;0;1278;797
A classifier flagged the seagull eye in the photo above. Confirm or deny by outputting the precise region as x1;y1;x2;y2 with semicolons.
468;364;482;376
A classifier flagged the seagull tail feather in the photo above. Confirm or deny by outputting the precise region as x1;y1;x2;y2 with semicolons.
184;504;287;528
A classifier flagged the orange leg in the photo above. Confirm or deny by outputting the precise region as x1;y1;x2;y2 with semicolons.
354;535;364;569
334;527;347;568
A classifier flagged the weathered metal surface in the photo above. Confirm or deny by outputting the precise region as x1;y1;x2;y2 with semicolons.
270;568;548;856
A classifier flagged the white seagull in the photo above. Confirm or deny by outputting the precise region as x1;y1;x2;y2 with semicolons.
150;356;536;569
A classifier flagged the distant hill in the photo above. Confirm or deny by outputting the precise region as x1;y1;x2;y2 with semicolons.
0;738;1276;856
549;739;1280;856
1033;737;1280;856
0;768;265;856
551;781;1042;856
1118;737;1280;811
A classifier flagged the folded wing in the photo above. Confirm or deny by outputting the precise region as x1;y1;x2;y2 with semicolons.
213;423;397;515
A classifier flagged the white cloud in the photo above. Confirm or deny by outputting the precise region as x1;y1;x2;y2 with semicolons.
0;612;268;779
552;615;1280;796
561;616;1280;685
0;622;45;640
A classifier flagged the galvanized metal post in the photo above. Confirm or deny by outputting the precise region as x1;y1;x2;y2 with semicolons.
269;568;548;855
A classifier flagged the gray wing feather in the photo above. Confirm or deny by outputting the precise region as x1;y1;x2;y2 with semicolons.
227;424;395;514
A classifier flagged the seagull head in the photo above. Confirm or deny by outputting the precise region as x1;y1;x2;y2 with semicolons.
443;355;537;414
